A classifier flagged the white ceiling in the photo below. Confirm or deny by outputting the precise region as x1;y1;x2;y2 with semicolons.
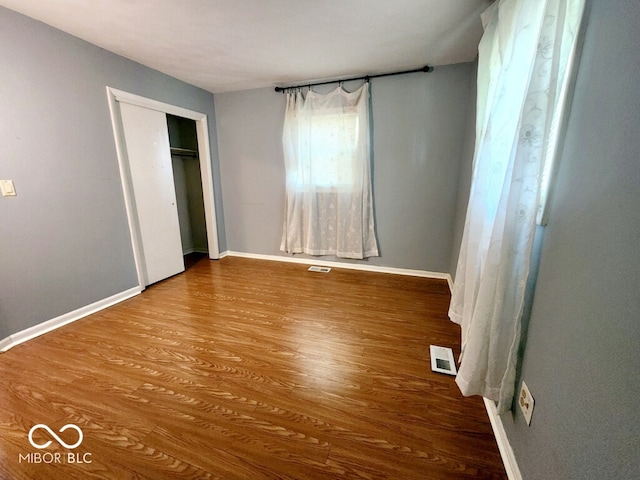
0;0;491;93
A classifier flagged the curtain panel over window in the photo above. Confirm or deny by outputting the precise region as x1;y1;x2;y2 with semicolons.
280;83;379;259
449;0;585;413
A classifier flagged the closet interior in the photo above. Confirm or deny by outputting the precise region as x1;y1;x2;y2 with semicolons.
167;114;208;261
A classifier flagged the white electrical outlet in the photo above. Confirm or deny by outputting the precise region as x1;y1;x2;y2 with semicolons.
518;381;535;426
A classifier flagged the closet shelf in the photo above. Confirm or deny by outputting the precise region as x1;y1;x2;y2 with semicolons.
170;147;198;157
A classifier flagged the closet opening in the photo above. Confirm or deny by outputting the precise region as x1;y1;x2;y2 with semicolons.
167;114;209;271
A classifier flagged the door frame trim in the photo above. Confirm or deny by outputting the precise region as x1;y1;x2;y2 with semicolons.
106;87;220;289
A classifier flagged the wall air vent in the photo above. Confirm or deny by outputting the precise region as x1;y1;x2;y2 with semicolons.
308;266;331;273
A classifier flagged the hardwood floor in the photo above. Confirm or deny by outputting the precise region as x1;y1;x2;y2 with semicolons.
0;256;507;479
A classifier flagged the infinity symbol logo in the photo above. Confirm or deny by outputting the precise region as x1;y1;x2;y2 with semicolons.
28;424;83;450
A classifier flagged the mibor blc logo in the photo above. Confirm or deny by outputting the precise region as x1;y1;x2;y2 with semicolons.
19;424;92;464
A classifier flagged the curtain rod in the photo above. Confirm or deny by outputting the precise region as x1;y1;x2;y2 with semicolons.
274;65;434;93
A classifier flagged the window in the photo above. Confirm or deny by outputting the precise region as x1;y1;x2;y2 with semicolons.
280;83;378;259
299;111;359;188
537;0;586;225
449;0;587;413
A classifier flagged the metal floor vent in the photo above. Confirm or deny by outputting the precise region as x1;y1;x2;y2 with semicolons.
430;345;458;376
308;266;331;273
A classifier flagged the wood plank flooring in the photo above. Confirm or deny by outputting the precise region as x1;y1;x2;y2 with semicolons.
0;256;507;479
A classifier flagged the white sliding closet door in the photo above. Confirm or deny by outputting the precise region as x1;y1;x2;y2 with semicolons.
119;102;185;286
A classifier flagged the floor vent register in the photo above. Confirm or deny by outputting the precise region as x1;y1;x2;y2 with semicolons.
430;345;457;375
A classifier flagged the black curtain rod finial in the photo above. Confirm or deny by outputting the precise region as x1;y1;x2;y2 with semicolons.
274;65;433;93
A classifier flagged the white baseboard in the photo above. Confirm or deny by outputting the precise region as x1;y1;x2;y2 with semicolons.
221;250;453;284
483;397;522;480
0;336;12;352
0;286;141;353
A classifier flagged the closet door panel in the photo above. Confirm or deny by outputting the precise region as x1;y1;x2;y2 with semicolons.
119;102;185;285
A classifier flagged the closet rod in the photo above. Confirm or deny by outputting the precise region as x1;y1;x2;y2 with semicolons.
170;147;198;158
274;65;434;93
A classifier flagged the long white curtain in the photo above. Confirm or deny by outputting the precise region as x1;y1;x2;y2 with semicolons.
449;0;585;412
281;83;378;259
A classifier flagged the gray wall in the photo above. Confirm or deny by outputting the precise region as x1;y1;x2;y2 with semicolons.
502;1;640;479
0;6;225;340
450;61;477;278
215;63;475;273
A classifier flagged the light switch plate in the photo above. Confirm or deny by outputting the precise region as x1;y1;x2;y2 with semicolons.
0;180;16;196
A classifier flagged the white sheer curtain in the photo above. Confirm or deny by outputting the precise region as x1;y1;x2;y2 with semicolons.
281;83;378;259
449;0;585;412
